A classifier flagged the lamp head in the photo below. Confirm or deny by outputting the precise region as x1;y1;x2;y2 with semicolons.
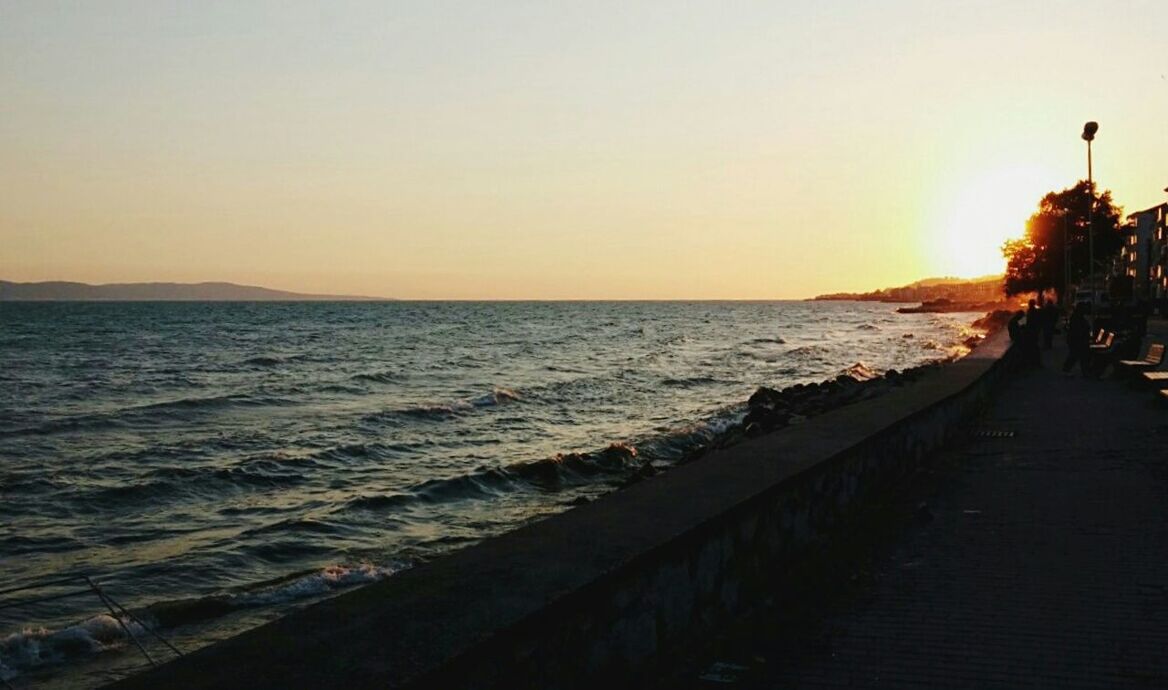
1082;121;1098;141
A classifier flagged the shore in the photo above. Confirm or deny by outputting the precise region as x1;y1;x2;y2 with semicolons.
106;314;1011;690
0;303;995;690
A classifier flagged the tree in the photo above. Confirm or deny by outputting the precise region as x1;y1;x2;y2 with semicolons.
1001;181;1123;300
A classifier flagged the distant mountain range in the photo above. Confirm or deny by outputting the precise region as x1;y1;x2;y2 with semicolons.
0;281;388;302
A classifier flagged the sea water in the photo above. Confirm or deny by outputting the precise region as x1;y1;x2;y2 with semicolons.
0;301;980;687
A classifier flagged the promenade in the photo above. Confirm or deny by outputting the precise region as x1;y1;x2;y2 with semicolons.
684;321;1168;689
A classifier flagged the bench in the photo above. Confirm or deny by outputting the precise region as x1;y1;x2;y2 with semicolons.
1138;372;1168;402
1087;332;1119;377
1116;342;1165;378
1089;331;1115;352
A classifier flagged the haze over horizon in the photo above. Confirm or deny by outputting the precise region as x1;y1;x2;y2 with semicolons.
3;1;1167;299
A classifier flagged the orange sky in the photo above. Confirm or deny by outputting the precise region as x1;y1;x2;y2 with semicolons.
2;2;1166;299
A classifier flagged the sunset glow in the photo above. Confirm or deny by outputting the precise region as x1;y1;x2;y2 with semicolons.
2;2;1167;298
930;165;1063;278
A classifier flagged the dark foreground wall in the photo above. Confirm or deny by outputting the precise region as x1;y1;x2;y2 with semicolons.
111;331;1014;690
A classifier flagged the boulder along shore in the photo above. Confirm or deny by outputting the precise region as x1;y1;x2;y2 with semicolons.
669;308;1007;467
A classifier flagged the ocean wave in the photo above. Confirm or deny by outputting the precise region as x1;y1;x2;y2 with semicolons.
636;414;745;460
235;563;398;606
335;442;650;511
472;387;520;406
315;443;389;462
842;362;880;381
543;364;588;373
390;401;473;419
0;564;400;682
0;471;65;494
240;355;284;367
786;344;827;356
661;376;721;388
372;387;522;422
0;614;147;679
131;394;295;414
508;442;649;489
0;413;123;438
144;563;401;628
412;467;516;502
315;383;368;395
0;534;84;556
351;370;402;384
78;455;318;509
343;493;414;511
0;394;295;438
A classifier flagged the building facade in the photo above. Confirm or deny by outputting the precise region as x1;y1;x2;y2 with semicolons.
1122;202;1168;306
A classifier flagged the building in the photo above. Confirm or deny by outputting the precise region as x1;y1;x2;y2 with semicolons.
1121;202;1168;305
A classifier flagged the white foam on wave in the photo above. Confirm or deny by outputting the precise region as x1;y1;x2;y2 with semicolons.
842;362;880;381
237;563;399;606
470;387;521;407
0;614;146;677
660;409;746;442
0;563;401;681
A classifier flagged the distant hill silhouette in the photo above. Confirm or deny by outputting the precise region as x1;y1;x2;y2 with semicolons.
814;275;1005;304
0;281;387;301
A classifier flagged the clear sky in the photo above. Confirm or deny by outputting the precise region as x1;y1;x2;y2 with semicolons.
2;1;1166;299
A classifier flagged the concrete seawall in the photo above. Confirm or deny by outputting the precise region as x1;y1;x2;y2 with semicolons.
110;330;1014;690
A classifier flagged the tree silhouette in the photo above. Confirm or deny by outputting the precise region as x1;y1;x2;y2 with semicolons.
1001;181;1123;299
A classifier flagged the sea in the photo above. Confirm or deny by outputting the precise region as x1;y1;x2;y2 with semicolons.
0;301;982;688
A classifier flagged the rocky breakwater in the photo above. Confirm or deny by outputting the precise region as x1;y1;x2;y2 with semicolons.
896;298;1014;314
678;360;950;465
703;308;1012;457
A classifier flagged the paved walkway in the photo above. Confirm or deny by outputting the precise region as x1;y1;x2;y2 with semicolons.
713;328;1168;689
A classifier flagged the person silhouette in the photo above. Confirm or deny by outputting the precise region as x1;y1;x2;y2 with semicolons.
1039;294;1058;350
1025;299;1042;366
1062;302;1091;376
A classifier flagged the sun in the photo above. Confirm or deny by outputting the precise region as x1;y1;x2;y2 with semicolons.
929;165;1057;278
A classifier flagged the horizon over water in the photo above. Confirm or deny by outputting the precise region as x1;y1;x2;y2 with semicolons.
0;300;983;688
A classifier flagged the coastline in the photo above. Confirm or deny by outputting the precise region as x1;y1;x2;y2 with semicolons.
107;320;1014;690
0;304;994;689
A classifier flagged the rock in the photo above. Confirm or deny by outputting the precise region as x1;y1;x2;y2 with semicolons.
595;443;638;470
972;309;1014;332
915;501;934;523
743;406;791;433
617;461;658;488
748;386;783;410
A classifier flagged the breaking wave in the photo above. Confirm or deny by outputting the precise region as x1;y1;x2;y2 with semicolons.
372;387;522;421
0;564;399;681
0;614;148;680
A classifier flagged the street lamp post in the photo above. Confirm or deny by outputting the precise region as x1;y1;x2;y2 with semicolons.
1063;211;1070;306
1082;121;1098;312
